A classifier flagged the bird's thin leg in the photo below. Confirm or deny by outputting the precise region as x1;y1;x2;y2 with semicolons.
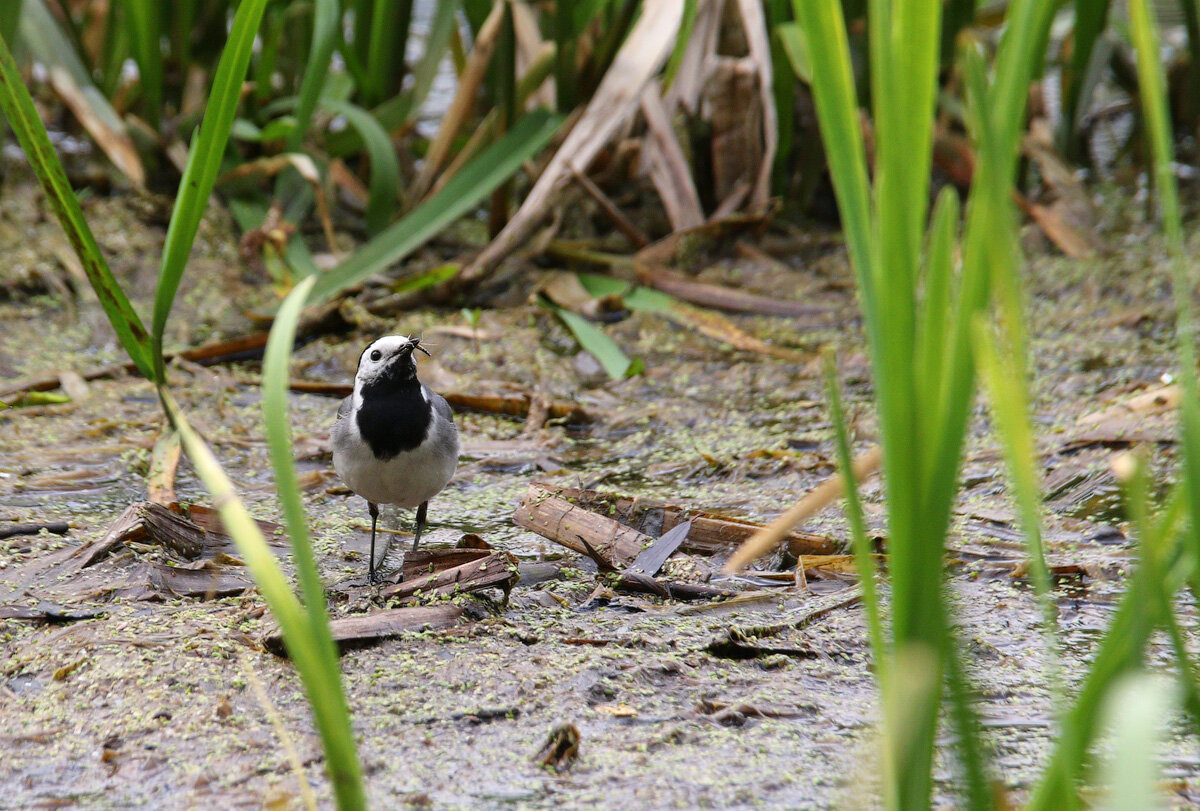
368;502;380;584
412;501;428;552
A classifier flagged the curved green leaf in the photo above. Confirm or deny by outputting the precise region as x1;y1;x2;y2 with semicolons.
320;98;400;233
287;0;340;149
153;0;271;383
261;275;365;809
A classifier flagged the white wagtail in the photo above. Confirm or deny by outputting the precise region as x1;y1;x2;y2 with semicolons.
331;335;460;583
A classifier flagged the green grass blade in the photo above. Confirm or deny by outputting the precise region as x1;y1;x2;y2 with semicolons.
1099;675;1175;811
0;0;22;52
1029;464;1191;808
1129;0;1200;564
287;0;340;149
0;28;155;380
823;353;885;670
915;187;959;393
363;0;411;107
791;1;873;310
973;318;1062;714
153;0;271;382
162;389;365;810
261;275;365;808
552;306;639;380
123;0;163;128
321;98;400;233
775;22;811;83
308;109;562;303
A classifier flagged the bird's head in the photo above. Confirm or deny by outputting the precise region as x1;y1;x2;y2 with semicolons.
355;335;430;393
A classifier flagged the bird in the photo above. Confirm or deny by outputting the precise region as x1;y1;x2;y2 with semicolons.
331;335;460;583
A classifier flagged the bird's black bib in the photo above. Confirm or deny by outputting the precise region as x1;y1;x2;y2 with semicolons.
356;379;431;460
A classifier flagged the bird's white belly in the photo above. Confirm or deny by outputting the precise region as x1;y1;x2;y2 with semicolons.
334;433;457;507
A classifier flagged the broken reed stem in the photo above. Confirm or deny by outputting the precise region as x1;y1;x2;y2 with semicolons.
238;653;318;811
722;446;883;573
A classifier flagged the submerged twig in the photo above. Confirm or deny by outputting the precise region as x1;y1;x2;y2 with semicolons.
723;447;882;573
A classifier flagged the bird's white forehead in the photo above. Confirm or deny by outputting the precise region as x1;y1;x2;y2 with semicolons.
363;335;415;358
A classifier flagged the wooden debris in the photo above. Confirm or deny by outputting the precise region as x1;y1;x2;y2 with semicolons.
379;550;519;602
285;380;594;425
627;520;692;575
706;628;822;660
401;548;494;580
185;504;285;544
695;699;813;725
635;265;828;318
109;560;252;601
706;586;863;659
533;723;581;772
76;502;232;569
0;602;104;623
263;605;466;656
612;572;737;602
526;483;839;558
513;490;650;568
0;521;70;540
147;427;182;506
723;447;881;573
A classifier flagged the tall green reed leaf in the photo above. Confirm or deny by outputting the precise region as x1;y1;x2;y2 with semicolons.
1099;675;1175;811
163;386;365;810
363;0;411;107
321;98;400;232
288;0;340;150
153;0;270;384
308;108;562;303
0;28;155;380
973;321;1061;693
123;0;163;128
0;0;22;52
823;354;884;673
262;275;365;809
1029;459;1190;808
794;0;1057;805
1128;0;1200;575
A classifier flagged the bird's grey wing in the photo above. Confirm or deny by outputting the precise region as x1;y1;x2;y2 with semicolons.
336;396;352;421
432;392;454;425
430;392;460;455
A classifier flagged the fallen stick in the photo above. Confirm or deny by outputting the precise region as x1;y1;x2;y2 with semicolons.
723;447;882;573
285;380;594;424
0;521;70;540
527;483;840;557
379;550;518;601
0;304;343;401
612;572;736;601
635;265;828;318
513;491;650;568
264;605;466;655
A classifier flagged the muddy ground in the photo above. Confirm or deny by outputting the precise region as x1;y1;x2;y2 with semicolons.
1;175;1199;809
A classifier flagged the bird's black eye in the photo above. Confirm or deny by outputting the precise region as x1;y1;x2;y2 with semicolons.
370;350;382;362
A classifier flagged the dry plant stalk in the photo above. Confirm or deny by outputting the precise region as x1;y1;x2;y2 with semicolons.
722;446;883;573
